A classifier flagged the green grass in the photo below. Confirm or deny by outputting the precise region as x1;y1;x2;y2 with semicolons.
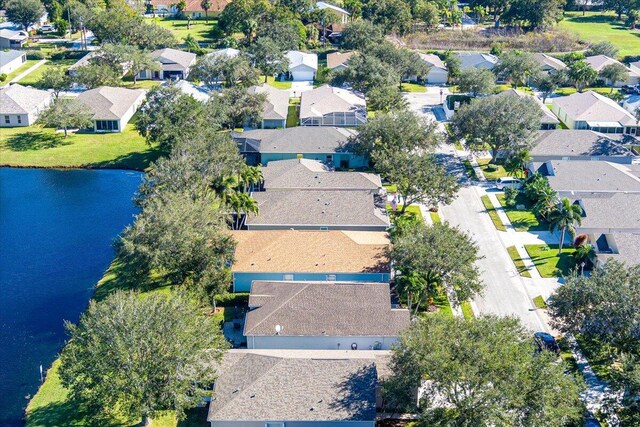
286;98;300;127
19;59;77;86
555;86;620;97
557;337;581;376
461;159;478;180
400;82;427;92
496;193;546;232
0;123;164;171
461;300;474;320
495;84;533;95
525;244;576;278
533;295;547;309
423;290;454;318
0;59;40;86
386;204;423;220
557;11;640;58
145;17;220;44
266;75;292;90
383;183;398;193
429;211;441;224
507;245;532;278
477;158;508;181
481;195;506;232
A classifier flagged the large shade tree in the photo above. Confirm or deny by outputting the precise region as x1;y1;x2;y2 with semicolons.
457;67;496;97
5;0;44;31
36;98;93;137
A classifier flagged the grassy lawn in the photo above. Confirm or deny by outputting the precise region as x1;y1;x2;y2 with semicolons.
266;75;292;90
533;295;547;309
145;17;220;44
420;290;453;319
400;82;427;92
386;204;423;220
496;193;546;232
481;195;506;232
557;11;640;58
524;244;576;278
0;59;40;86
461;300;474;320
461;159;478;180
0;123;164;170
429;211;441;224
121;78;164;90
286;98;300;127
476;158;508;181
507;245;532;278
383;183;397;193
555;86;620;97
19;59;77;86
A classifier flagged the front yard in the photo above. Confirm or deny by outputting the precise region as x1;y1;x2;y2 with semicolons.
476;158;509;181
524;244;576;278
496;193;546;232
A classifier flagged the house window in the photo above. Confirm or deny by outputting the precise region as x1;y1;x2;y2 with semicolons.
283;274;294;281
96;120;119;131
4;115;9;124
265;423;284;427
17;116;21;124
326;274;336;281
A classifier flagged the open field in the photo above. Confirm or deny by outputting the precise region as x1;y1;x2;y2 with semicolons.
145;17;220;44
0;124;163;171
557;12;640;58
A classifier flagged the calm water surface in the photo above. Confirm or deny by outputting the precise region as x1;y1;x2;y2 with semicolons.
0;168;142;426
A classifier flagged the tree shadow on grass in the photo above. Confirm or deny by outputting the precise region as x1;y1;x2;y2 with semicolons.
26;397;134;427
87;147;167;171
5;131;71;152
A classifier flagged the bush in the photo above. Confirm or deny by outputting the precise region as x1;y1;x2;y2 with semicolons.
26;50;45;60
0;73;6;82
214;292;249;307
50;50;68;60
485;163;499;172
504;187;519;207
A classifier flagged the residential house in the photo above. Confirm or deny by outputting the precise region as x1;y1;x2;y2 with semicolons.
284;50;318;81
551;90;638;135
207;349;387;427
246;190;389;231
174;80;211;102
590;232;640;268
148;0;229;17
0;49;26;74
300;85;367;127
630;60;640;75
244;281;409;350
229;229;391;292
137;48;196;80
532;53;567;73
247;83;290;129
497;89;560;129
327;51;355;72
573;193;640;235
456;52;498;71
0;29;27;49
0;84;53;127
585;55;640;86
261;158;381;192
206;47;240;59
531;130;637;164
76;86;146;132
316;1;350;24
420;53;448;84
233;126;366;167
67;51;129;78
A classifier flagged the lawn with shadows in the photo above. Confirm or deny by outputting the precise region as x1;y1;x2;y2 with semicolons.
145;17;220;44
524;244;576;278
496;193;546;232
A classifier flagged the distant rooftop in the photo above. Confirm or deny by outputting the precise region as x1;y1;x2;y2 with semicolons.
300;85;366;119
532;53;567;71
233;127;357;154
551;91;637;126
531;130;635;158
543;160;640;194
0;83;51;115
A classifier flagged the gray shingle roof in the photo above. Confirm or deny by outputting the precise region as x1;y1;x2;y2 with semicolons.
247;190;389;228
597;233;640;266
532;53;567;71
0;49;25;68
233;126;357;154
456;52;498;70
496;89;559;125
247;83;290;121
245;281;409;337
208;351;379;421
151;48;196;70
0;83;51;115
544;160;640;194
300;85;366;119
551;91;637;126
532;130;635;158
575;193;640;231
76;86;146;120
262;158;381;191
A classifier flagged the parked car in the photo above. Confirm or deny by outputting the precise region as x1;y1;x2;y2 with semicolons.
495;177;523;190
40;24;55;32
534;332;560;354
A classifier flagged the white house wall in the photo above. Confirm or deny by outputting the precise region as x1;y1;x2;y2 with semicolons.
0;55;26;74
246;335;399;350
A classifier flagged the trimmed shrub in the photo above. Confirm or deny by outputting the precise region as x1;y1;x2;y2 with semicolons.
26;50;45;60
0;73;7;82
214;292;249;307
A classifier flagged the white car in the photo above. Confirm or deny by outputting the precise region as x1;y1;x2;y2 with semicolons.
40;24;55;32
496;177;523;190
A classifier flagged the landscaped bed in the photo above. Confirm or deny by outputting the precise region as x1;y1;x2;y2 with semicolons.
496;193;546;232
481;195;506;232
524;244;576;278
476;158;508;181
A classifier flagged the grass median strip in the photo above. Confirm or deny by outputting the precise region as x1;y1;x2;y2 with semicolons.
461;300;474;320
462;159;478;180
481;195;506;232
533;295;547;309
507;246;532;278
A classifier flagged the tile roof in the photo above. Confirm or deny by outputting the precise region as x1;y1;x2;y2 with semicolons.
233;126;357;154
0;49;25;68
245;281;409;336
497;89;560;125
300;84;366;119
76;86;146;120
531;130;635;158
247;83;290;121
326;51;355;70
208;350;382;421
0;84;51;115
151;48;196;70
247;190;389;228
551;91;637;126
532;53;567;71
575;193;640;231
544;160;640;194
230;229;390;273
262;158;382;191
286;50;318;71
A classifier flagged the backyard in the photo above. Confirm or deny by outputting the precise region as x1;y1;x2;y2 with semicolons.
0;124;163;170
144;17;220;44
17;58;78;86
524;244;576;278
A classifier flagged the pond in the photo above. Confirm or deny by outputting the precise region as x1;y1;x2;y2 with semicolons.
0;168;142;426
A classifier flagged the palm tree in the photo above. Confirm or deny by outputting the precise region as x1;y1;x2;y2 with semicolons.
201;0;212;23
228;192;259;229
504;150;531;178
239;165;263;193
548;198;584;255
532;185;558;220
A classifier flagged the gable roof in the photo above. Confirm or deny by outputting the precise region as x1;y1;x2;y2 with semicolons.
532;53;567;71
575;193;640;231
418;52;446;70
0;29;27;41
206;47;241;59
0;49;25;68
0;83;51;115
596;232;640;266
286;50;318;71
247;83;290;121
543;160;640;194
552;91;637;126
584;55;636;75
151;48;196;69
327;51;355;70
497;89;560;125
300;85;366;119
456;52;498;69
76;86;146;120
262;158;382;191
208;350;381;422
230;230;390;273
247;190;390;228
531;130;636;158
233;126;357;154
245;281;409;337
